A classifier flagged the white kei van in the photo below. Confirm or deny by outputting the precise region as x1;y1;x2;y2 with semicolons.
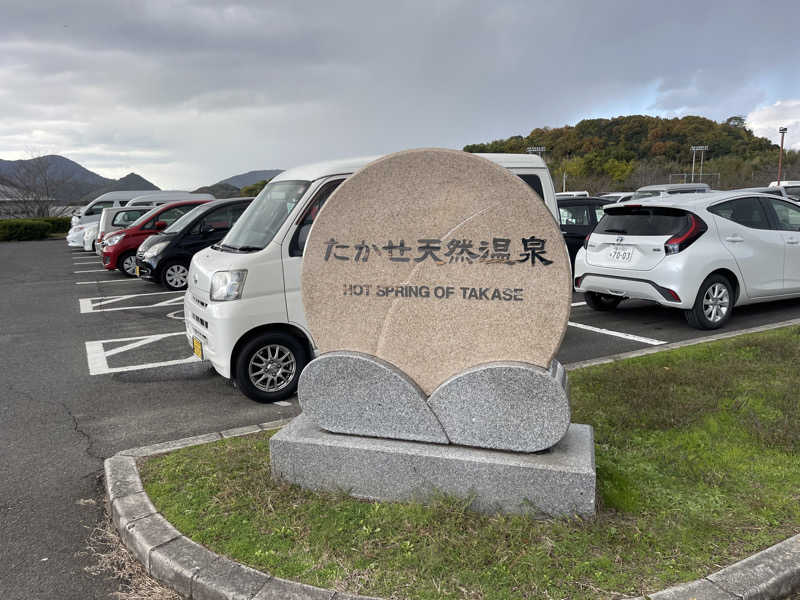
70;190;158;227
185;153;558;402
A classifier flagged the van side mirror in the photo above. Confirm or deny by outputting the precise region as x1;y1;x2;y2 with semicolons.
297;223;312;253
155;220;168;230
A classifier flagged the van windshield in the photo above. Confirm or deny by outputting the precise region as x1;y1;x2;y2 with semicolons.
220;180;310;251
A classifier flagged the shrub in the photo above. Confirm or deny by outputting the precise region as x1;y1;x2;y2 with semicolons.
37;216;72;233
0;219;53;241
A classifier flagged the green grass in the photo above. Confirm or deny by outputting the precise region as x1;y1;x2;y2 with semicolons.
140;326;800;599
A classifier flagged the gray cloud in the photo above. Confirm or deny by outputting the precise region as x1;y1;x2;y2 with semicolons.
0;0;798;188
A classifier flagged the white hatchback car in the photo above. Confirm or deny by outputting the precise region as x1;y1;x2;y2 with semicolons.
574;191;800;329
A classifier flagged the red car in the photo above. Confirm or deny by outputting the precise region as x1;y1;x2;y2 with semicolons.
101;199;210;276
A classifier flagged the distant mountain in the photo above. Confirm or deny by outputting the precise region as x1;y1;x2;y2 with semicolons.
217;169;282;189
193;182;241;199
0;154;159;204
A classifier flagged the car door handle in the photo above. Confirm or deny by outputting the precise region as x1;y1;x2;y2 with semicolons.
787;239;800;245
725;235;744;243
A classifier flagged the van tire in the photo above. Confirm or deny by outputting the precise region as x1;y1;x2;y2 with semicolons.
584;291;622;311
235;332;307;403
684;274;733;330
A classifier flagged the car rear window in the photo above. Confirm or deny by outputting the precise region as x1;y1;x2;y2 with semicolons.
596;206;691;236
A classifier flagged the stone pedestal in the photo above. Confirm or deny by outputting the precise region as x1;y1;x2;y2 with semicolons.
270;414;596;517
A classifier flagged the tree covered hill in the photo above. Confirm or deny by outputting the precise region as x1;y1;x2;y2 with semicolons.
464;115;798;192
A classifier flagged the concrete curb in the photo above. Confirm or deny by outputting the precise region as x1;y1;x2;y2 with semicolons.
564;317;800;371
106;421;800;600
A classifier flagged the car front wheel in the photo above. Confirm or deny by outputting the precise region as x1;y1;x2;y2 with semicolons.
161;261;189;290
118;252;137;277
685;274;733;330
584;291;623;311
234;332;307;403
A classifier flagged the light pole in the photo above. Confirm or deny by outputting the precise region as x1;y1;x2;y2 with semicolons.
777;127;787;184
690;145;709;183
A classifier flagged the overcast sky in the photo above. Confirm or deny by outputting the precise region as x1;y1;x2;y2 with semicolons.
1;0;798;189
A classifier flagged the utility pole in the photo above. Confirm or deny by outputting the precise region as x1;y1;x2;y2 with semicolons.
690;146;708;183
778;127;787;184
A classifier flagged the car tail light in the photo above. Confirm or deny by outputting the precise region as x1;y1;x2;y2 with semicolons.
582;234;590;250
574;275;584;287
666;288;681;301
665;213;706;255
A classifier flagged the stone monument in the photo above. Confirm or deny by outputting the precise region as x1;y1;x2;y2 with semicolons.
270;149;595;516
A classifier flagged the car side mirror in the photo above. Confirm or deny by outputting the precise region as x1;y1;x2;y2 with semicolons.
155;220;167;230
297;223;312;253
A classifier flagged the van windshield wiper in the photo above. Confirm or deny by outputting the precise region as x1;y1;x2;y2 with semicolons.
233;245;262;252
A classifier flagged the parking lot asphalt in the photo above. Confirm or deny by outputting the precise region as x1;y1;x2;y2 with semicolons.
2;239;800;599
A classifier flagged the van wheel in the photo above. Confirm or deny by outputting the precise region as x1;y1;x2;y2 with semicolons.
161;260;189;290
685;274;732;330
235;332;307;403
584;291;622;311
118;252;137;277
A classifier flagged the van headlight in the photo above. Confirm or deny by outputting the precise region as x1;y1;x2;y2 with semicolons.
210;270;247;301
143;241;169;259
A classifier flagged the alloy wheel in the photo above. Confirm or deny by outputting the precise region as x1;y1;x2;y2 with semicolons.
248;344;296;392
165;264;188;289
702;283;729;323
122;255;137;276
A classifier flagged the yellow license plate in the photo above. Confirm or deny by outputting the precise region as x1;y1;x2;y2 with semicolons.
135;266;140;277
192;337;203;359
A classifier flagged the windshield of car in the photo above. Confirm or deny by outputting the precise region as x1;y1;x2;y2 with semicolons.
631;190;662;200
127;206;163;229
163;204;207;233
596;206;691;236
220;180;310;251
784;186;800;197
111;209;148;227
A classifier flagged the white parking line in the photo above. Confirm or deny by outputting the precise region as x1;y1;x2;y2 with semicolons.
274;401;292;406
79;290;184;313
567;321;666;346
571;301;586;307
85;332;199;375
76;279;141;285
74;269;107;273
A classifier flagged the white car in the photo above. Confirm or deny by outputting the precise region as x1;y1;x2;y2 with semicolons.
599;192;634;203
82;222;100;251
574;191;800;329
185;152;559;402
67;222;94;247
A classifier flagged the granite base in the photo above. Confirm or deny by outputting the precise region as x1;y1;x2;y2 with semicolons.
270;414;596;517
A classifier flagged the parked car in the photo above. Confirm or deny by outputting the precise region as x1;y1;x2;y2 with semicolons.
67;191;209;246
94;206;154;255
769;180;800;198
82;222;100;251
135;197;253;290
631;183;710;200
70;190;156;227
184;152;560;403
737;186;800;201
555;191;589;199
574;191;800;329
599;191;634;203
557;196;616;267
127;191;214;207
101;199;210;276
